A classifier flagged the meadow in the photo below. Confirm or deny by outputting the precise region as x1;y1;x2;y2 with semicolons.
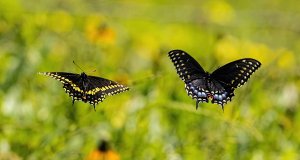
0;0;299;159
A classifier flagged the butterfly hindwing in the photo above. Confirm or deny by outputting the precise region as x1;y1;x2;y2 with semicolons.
62;82;106;105
207;79;233;107
185;78;209;109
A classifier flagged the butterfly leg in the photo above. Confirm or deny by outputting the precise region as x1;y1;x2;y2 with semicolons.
221;105;224;112
196;100;200;110
72;98;75;106
93;104;96;111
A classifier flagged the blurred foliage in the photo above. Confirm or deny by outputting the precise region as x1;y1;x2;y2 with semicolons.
0;0;300;159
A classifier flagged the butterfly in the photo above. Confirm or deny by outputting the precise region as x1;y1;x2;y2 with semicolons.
168;50;261;111
39;72;129;110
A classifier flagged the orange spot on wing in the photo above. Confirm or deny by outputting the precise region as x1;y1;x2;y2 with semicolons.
207;94;213;100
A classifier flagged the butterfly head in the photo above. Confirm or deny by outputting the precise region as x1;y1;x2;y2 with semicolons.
80;72;88;79
205;71;210;77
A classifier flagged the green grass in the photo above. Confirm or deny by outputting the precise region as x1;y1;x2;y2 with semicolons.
0;0;300;159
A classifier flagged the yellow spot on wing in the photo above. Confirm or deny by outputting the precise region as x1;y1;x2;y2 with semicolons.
87;90;93;95
39;72;72;83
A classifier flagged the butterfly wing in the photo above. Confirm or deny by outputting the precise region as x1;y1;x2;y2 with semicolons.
86;75;129;99
168;50;206;83
185;79;209;107
211;58;261;89
38;72;80;84
210;58;261;106
168;50;212;108
39;72;89;103
38;72;83;97
207;79;233;108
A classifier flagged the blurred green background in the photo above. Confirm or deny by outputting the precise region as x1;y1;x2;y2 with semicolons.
0;0;299;159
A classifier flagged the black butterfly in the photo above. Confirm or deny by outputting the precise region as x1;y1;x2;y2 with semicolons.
39;72;129;110
168;50;261;111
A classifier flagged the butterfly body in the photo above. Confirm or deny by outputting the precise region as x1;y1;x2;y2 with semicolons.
39;72;129;110
168;50;261;111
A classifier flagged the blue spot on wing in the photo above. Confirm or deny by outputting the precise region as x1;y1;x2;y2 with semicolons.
185;81;209;103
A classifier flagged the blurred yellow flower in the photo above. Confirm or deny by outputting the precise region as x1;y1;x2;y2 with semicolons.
204;0;235;25
215;36;239;61
134;35;160;60
215;36;274;65
85;140;120;160
85;150;120;160
85;16;116;45
277;50;296;70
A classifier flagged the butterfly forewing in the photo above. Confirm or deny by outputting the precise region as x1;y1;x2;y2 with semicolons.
168;50;206;82
211;58;261;89
39;72;80;84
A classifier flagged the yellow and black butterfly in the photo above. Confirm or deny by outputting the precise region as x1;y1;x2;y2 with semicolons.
168;50;261;111
39;72;129;110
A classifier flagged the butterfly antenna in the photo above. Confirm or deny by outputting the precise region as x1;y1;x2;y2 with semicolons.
73;60;85;72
